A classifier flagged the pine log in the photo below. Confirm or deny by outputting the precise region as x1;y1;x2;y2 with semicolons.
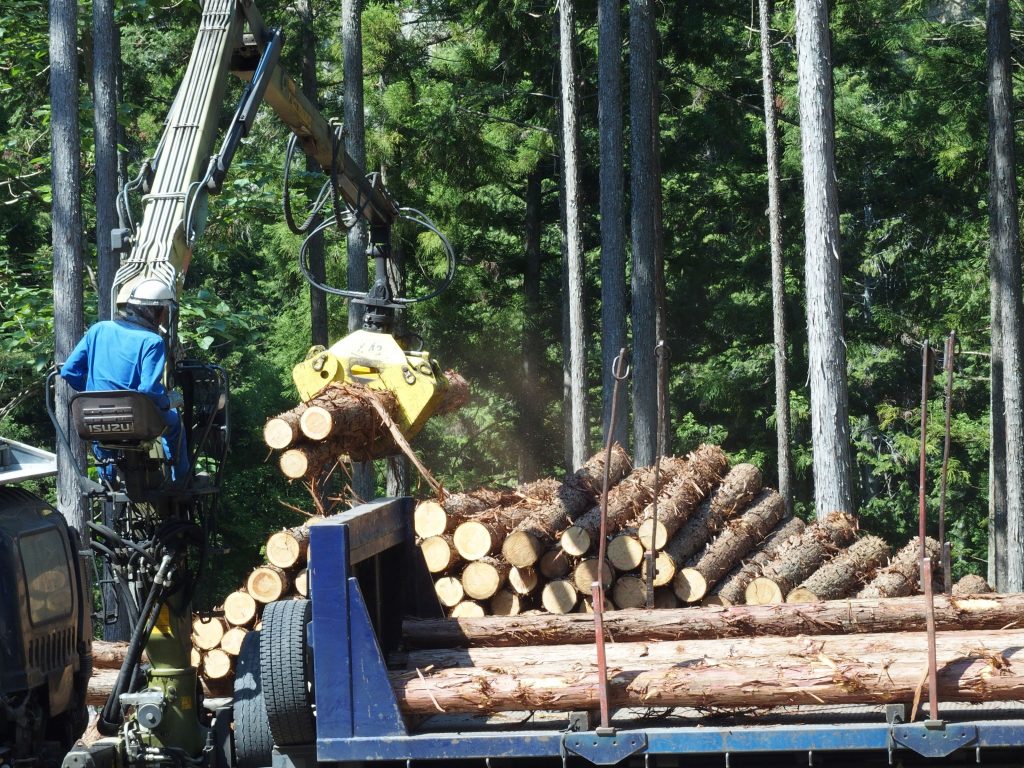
607;530;644;572
279;442;340;480
857;537;940;599
745;511;858;604
295;383;399;460
954;574;993;595
201;648;232;680
434;370;472;416
435;576;464;607
491;589;526;616
192;617;225;651
572;558;614;594
640;550;676;587
711;516;806;605
247;565;291;604
266;525;310;570
91;640;129;669
560;459;687;557
223;590;258;627
87;668;120;707
294;568;309;598
451;481;560;561
220;627;248;656
420;535;463;574
508;566;539;595
450;601;486;618
462;557;510;600
395;628;1024;713
191;648;202;669
541;579;578;613
501;445;632;568
538;547;572;579
637;445;729;549
612;575;647;609
414;489;516;538
402;592;1024;647
675;489;786;603
453;518;506;561
788;536;891;603
263;403;307;450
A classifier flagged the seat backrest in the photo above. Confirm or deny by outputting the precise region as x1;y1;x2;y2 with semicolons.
70;391;166;443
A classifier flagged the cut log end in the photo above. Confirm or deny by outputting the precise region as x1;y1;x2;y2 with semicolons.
265;528;308;570
541;579;578;614
491;589;525;616
462;559;509;600
450;601;486;618
263;417;299;450
435;576;464;608
299;405;334;441
673;568;708;603
745;577;784;605
453;521;497;562
786;587;820;604
539;548;572;579
612;576;648;609
637;518;669;551
560;525;591;557
414;500;449;539
222;591;257;627
421;536;460;574
294;568;309;598
502;530;544;569
608;534;644;572
192;617;225;651
220;627;248;656
508;566;539;595
201;648;232;680
572;558;614;595
246;566;289;604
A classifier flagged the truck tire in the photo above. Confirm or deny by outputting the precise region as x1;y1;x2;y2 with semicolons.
260;599;315;746
233;631;273;768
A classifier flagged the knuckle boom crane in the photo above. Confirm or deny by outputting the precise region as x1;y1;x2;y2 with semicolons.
58;2;454;767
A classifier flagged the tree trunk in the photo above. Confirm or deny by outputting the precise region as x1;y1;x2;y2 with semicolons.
395;629;1024;713
192;617;226;651
711;516;805;605
462;557;510;600
794;0;854;517
51;0;89;543
541;579;579;613
419;535;461;574
857;536;939;599
279;443;341;480
598;0;627;449
263;404;308;450
297;384;399;460
988;0;1024;591
758;0;794;516
93;0;118;321
745;511;857;603
557;0;589;469
519;168;545;482
561;458;685;556
629;0;660;467
404;592;1024;648
637;444;729;548
675;489;787;602
787;535;890;602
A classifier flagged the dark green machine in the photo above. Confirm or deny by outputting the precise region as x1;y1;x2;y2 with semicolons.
0;441;91;768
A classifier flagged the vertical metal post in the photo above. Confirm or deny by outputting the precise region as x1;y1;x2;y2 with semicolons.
938;332;956;594
922;557;940;722
594;349;629;732
645;340;667;608
918;340;931;562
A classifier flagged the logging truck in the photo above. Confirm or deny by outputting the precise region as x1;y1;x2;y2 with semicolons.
229;496;1024;768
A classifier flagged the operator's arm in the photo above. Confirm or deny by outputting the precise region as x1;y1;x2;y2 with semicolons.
139;338;173;416
60;327;93;391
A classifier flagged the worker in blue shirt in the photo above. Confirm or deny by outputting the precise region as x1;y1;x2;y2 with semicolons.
61;278;190;484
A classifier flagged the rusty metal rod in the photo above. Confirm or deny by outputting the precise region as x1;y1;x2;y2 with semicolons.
922;557;940;721
918;340;931;562
938;332;956;594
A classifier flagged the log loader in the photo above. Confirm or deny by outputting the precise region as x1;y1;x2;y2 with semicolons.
50;2;453;768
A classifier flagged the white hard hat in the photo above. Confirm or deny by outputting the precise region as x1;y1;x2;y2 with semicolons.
127;279;176;308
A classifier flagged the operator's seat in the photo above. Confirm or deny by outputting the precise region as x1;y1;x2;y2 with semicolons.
70;391;166;446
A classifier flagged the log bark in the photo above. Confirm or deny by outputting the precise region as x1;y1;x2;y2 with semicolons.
637;444;729;549
223;590;258;627
296;384;400;460
87;667;119;706
404;592;1024;648
420;535;463;574
246;566;291;604
395;628;1024;713
711;516;806;605
192;617;225;651
452;481;563;561
435;370;472;416
745;511;858;604
788;535;891;603
675;489;786;603
858;537;939;599
91;640;129;668
954;574;994;595
266;525;310;570
561;458;686;556
263;404;307;450
502;445;632;567
462;557;510;600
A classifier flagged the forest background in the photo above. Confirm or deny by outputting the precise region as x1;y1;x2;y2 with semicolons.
0;0;1001;596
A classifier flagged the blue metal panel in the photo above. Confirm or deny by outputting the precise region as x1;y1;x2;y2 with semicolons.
309;521;353;740
345;575;407;737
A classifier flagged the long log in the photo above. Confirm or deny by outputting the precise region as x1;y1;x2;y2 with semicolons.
857;537;939;599
560;459;686;557
636;444;729;549
745;511;858;604
394;628;1024;713
710;516;806;605
91;640;129;668
402;592;1024;647
434;370;472;416
452;480;562;561
501;445;632;567
674;489;786;603
787;535;891;603
87;667;120;706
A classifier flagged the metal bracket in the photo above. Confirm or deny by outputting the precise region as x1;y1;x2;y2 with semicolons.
563;730;646;766
891;722;978;758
